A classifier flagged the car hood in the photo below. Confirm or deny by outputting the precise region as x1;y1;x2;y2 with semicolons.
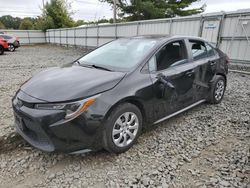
21;65;126;102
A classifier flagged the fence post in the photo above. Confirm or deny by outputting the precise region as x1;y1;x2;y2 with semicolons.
85;27;88;48
136;22;140;36
27;30;31;44
54;30;55;44
217;12;226;48
115;24;118;39
66;29;68;47
74;28;76;47
59;29;61;45
48;30;50;43
198;16;204;37
97;25;99;47
169;19;173;35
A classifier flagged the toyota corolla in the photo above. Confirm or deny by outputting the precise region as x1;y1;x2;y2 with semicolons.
12;36;229;153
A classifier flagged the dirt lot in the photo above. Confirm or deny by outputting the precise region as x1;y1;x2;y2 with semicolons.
0;45;249;188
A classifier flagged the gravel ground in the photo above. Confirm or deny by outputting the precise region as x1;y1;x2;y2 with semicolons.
0;45;249;188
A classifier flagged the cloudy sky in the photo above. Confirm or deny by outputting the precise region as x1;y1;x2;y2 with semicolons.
0;0;250;21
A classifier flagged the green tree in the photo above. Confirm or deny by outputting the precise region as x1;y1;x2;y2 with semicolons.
0;21;5;29
74;20;86;27
0;15;21;29
33;16;55;31
100;0;205;21
19;19;33;30
40;0;74;31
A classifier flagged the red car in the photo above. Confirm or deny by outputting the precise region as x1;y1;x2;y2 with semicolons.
0;37;8;55
0;34;20;52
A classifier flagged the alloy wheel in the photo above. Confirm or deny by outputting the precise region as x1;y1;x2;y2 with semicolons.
8;44;15;52
214;80;225;101
112;112;139;147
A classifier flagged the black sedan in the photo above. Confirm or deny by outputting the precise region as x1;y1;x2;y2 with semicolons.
12;36;229;154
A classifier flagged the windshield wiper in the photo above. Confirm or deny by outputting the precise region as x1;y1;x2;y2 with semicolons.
75;61;92;68
75;60;80;65
91;64;113;71
75;61;113;71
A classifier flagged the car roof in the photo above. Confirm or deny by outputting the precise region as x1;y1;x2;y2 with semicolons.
0;34;13;37
125;35;208;42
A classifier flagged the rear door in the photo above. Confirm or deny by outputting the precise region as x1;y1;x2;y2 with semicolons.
205;42;220;79
188;40;218;100
148;39;198;121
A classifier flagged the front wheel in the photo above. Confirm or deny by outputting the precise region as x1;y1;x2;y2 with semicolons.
8;44;15;52
103;103;142;154
207;75;226;104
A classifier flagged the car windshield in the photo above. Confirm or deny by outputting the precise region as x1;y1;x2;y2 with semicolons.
78;38;158;71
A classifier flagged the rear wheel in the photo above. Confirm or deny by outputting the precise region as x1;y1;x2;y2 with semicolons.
8;44;15;52
0;45;4;55
207;75;226;104
103;103;142;154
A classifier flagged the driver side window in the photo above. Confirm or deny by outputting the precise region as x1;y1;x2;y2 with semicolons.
148;40;188;72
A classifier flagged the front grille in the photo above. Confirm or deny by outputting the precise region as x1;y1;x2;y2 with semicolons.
24;119;51;145
16;114;54;152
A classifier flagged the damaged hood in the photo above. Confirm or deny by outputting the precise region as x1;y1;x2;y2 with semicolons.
21;65;125;102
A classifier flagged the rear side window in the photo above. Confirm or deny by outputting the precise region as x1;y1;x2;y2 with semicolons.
189;40;207;61
150;40;188;72
205;43;216;57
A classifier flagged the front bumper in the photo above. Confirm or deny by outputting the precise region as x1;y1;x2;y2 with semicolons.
12;92;104;153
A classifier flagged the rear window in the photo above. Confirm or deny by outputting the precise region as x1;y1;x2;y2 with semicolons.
206;42;218;57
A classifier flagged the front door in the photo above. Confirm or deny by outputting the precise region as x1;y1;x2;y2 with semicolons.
148;40;198;122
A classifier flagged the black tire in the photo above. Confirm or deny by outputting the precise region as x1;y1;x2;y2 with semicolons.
8;44;15;52
0;45;4;55
207;75;226;104
103;103;143;154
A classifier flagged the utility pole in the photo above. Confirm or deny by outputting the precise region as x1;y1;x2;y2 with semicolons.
113;0;117;23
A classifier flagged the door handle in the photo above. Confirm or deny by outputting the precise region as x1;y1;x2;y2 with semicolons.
185;70;194;77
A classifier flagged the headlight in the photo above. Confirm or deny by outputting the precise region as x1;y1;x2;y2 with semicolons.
34;95;100;120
